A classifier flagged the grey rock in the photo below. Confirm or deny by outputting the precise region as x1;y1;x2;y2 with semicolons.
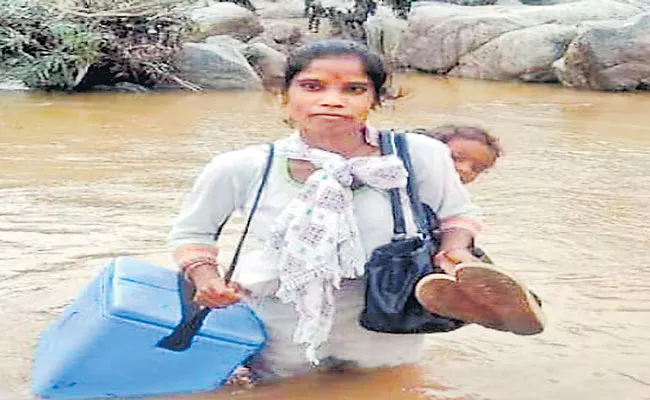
242;42;288;89
248;35;290;54
395;0;649;87
449;24;578;82
260;20;303;46
189;3;264;42
255;0;306;19
365;6;409;63
173;42;263;90
553;12;650;90
204;35;246;48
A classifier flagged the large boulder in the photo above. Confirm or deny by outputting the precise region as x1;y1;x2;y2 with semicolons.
248;20;304;54
552;13;650;90
189;3;264;41
241;42;288;89
173;42;263;90
395;0;649;85
365;6;409;64
449;24;578;82
260;20;303;46
204;35;246;48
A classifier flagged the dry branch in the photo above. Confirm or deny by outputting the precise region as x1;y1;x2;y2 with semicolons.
0;0;195;91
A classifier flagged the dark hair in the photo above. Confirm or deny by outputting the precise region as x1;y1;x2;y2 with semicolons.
416;125;503;159
283;39;387;105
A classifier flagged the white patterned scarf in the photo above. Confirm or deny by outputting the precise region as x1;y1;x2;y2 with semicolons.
264;128;408;364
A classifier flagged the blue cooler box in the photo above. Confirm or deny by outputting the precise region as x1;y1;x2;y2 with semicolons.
32;257;266;399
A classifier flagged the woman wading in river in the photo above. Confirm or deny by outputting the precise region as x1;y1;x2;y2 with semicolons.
168;39;545;380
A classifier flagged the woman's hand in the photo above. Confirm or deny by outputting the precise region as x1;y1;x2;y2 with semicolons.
435;248;479;275
188;264;244;308
436;227;480;275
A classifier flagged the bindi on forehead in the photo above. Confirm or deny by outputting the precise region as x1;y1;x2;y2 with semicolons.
299;56;370;82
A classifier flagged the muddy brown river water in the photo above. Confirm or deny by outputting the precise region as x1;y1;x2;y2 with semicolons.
1;75;649;400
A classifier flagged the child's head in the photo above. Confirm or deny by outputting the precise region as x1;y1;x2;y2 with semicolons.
282;40;387;135
421;125;502;184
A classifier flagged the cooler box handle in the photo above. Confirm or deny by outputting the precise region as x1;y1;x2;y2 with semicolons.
156;276;210;351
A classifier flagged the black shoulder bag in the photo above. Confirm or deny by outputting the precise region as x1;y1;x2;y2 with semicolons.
359;132;465;334
158;143;274;351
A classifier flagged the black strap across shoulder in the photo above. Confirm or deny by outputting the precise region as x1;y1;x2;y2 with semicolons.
379;130;432;242
157;143;275;351
361;131;464;335
223;143;275;283
379;131;406;238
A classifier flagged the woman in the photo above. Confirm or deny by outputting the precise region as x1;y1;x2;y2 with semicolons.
168;40;543;380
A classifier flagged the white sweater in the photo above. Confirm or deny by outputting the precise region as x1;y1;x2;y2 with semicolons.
168;132;476;376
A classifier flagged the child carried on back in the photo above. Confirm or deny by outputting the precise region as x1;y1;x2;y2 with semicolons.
414;124;543;329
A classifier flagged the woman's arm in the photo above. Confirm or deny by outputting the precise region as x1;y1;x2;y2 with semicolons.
436;227;479;274
168;146;267;307
408;134;482;273
435;147;483;273
172;244;242;308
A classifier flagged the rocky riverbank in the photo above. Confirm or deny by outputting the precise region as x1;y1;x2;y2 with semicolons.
392;0;650;91
1;0;648;92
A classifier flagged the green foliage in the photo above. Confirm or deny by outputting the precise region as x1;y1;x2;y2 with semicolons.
1;19;104;90
0;0;192;91
50;22;103;65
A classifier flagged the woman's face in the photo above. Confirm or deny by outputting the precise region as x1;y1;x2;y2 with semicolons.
286;55;375;136
447;138;497;184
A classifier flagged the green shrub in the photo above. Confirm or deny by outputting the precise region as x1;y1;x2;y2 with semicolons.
0;0;193;91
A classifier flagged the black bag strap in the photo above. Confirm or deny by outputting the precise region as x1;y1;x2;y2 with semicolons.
379;131;430;241
379;130;406;239
223;143;274;283
157;143;275;351
394;133;431;240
